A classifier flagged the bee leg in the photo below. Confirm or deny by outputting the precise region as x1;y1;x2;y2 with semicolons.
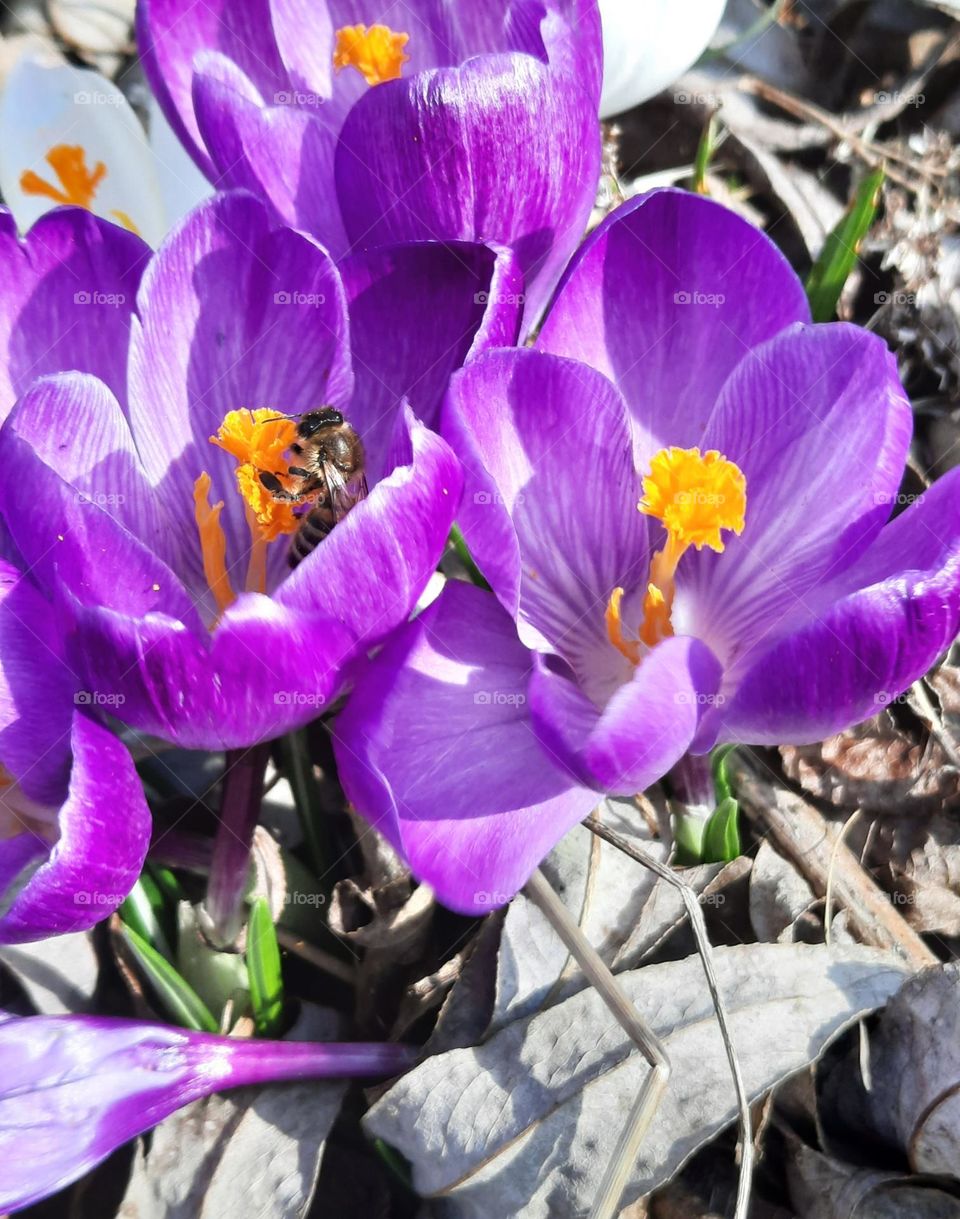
287;465;310;477
258;470;296;501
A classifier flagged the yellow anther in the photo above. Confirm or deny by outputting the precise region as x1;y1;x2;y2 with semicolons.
605;586;642;665
211;409;299;544
639;446;746;554
608;447;746;659
333;23;410;85
193;473;236;616
20;144;106;208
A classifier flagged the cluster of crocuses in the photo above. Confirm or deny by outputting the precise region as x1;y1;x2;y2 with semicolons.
0;0;958;1210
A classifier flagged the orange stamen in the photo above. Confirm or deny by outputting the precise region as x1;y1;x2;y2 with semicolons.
333;23;410;85
608;447;747;660
193;473;236;616
20;144;106;208
110;209;141;236
211;409;300;544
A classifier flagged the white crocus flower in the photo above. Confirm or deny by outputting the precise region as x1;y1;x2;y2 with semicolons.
599;0;727;118
0;53;169;245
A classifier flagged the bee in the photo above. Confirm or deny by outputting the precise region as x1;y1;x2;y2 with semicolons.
258;408;367;568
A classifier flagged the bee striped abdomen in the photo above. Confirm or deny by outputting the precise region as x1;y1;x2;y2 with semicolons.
288;501;336;568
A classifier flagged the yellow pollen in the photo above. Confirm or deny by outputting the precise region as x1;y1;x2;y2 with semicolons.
20;144;107;209
193;473;236;616
333;23;410;85
110;209;141;236
607;447;746;661
211;409;299;545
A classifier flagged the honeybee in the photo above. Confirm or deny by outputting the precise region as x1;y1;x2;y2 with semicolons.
258;408;368;568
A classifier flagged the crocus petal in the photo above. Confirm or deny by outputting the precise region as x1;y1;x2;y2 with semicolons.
697;469;960;748
333;580;597;914
537;190;811;466
0;55;167;247
5;372;171;565
192;62;348;258
0;380;202;629
0;1013;415;1212
528;636;723;793
0;562;74;806
137;0;290;174
598;0;725;118
334;53;599;328
0;207;148;419
0;712;150;944
277;409;462;648
443;348;647;697
127;191;352;595
67;596;355;750
341;240;522;481
679;322;912;668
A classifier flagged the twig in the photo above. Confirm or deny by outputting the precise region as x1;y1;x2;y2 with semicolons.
524;869;670;1219
275;928;356;986
733;754;938;970
583;816;754;1219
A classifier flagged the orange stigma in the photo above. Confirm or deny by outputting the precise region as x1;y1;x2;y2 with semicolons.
333;23;410;85
20;144;106;208
606;447;746;661
193;473;236;616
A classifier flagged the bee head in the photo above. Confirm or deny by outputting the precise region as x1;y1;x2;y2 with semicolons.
298;409;344;438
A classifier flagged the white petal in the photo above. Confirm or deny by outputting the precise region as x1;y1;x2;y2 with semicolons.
147;94;213;231
0;55;167;246
599;0;727;118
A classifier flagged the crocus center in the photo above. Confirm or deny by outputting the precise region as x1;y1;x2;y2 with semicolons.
333;23;410;85
192;410;300;616
19;144;141;234
607;447;746;661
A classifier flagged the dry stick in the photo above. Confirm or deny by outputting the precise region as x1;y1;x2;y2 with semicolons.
275;927;356;986
584;815;754;1219
732;754;937;970
523;869;671;1219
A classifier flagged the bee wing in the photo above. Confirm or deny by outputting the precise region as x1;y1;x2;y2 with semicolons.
322;463;367;523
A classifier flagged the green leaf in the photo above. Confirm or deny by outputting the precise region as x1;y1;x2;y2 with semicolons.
120;875;173;960
711;744;738;805
278;729;329;876
121;924;219;1032
673;812;706;865
692;112;721;196
449;525;490;591
805;166;884;322
701;796;742;863
246;898;285;1037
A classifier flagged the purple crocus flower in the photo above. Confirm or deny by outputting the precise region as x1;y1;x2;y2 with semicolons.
334;188;960;914
0;563;150;944
0;1011;416;1211
0;190;521;751
137;0;601;325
